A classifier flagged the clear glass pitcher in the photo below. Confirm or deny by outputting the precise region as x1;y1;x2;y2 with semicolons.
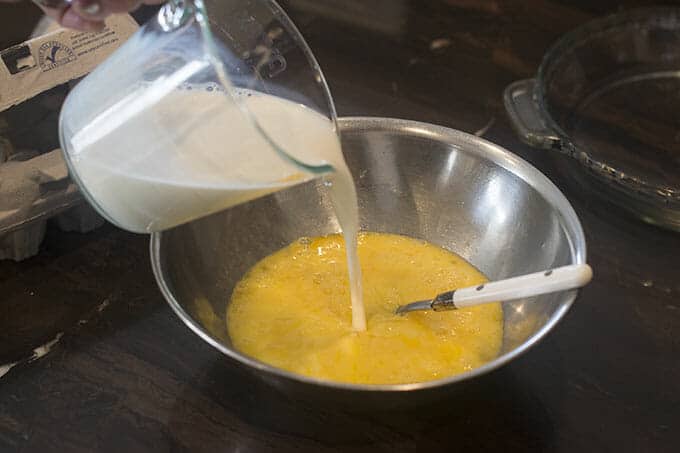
59;0;340;233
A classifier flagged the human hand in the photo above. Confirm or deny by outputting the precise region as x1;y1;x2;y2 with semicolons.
2;0;166;32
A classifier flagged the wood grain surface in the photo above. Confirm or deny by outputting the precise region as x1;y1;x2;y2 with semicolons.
1;1;678;451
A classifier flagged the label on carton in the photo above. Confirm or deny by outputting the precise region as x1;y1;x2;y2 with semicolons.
0;14;138;112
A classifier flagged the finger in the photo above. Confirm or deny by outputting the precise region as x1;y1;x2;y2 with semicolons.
34;2;68;22
71;0;144;21
36;0;162;30
70;0;106;20
34;2;105;31
61;7;106;31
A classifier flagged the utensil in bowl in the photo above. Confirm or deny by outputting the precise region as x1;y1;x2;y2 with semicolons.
151;117;587;407
504;7;680;231
396;264;592;315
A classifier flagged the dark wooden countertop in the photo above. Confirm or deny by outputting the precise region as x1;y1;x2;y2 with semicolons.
1;1;679;451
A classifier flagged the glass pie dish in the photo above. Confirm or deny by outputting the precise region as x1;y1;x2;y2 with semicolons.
505;7;680;231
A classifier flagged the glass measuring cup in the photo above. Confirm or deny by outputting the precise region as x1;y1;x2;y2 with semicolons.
59;0;339;233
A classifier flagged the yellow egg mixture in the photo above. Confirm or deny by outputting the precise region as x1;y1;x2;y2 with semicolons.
227;232;503;385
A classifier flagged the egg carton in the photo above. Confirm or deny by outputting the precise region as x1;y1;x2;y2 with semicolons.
0;80;106;262
0;15;139;261
0;143;104;262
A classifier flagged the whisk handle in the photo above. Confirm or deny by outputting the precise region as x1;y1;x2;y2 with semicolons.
432;264;593;310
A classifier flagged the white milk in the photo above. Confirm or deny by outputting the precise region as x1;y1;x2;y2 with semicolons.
69;88;367;330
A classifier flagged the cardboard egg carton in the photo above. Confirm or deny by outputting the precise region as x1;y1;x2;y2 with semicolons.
0;15;138;261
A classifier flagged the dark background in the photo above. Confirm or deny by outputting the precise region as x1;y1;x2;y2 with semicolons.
1;1;679;451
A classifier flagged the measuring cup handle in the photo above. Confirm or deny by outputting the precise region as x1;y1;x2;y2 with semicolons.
503;78;561;150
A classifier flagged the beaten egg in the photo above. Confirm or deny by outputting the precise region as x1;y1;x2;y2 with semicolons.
227;232;503;384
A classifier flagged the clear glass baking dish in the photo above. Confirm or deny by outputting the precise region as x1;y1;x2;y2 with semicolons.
505;7;680;230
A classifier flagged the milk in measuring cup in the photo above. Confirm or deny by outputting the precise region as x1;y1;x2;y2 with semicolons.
68;88;344;232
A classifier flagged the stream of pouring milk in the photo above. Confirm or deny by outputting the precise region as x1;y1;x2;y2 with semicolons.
69;87;367;331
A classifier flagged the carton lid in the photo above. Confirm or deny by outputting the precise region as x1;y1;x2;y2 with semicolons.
0;14;139;112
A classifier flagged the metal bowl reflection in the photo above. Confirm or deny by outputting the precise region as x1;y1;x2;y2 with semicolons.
151;117;586;406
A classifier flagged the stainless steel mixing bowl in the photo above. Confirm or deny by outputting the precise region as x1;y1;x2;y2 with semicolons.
151;117;587;406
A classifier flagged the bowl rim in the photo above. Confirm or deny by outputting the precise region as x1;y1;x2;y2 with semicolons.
150;116;587;392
